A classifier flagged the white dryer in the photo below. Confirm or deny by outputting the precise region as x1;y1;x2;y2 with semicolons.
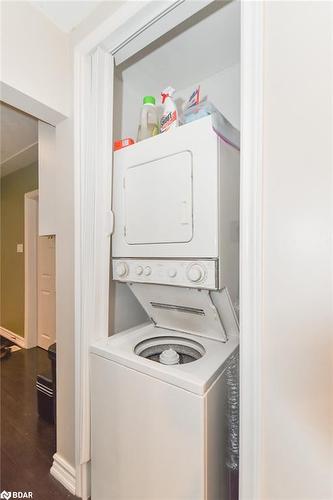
112;115;240;304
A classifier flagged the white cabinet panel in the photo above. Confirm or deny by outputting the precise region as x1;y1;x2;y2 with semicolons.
38;121;56;235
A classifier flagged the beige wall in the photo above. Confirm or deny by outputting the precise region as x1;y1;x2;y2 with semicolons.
261;2;333;499
1;164;38;336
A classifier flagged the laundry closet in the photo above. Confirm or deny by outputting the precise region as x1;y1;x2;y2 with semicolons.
110;0;240;334
90;1;241;499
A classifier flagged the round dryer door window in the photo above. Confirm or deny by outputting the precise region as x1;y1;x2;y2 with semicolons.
134;336;205;365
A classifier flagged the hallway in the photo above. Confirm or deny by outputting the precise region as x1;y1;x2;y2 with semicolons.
1;346;76;499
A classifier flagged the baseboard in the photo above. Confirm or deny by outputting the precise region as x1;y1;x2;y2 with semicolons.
0;326;26;348
76;461;91;500
50;453;76;495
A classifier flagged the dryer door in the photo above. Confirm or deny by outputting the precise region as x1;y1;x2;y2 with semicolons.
124;151;193;245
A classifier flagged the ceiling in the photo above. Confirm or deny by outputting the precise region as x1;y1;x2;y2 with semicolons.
30;1;102;33
0;103;38;178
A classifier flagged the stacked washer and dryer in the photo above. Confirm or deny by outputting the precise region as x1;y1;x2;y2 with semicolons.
91;115;240;500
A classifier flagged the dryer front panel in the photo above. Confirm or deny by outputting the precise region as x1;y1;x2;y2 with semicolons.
112;116;220;259
124;151;193;245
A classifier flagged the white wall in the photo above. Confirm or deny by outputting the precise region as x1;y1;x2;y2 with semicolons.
261;2;333;499
0;1;71;121
177;64;240;129
117;64;240;140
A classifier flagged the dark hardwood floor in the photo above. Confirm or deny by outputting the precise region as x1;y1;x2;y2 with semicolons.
1;346;77;499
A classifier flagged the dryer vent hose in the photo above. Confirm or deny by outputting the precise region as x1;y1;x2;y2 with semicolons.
225;352;239;472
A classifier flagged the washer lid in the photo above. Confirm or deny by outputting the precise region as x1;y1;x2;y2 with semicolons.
128;283;230;342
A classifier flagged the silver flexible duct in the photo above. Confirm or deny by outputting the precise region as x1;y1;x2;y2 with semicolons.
226;351;239;472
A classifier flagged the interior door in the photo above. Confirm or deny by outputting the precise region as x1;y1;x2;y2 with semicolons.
79;47;115;469
37;235;56;350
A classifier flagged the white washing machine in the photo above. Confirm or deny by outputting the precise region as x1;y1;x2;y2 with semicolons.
91;116;240;499
91;287;239;500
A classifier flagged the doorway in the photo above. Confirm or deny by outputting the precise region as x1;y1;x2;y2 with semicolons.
1;102;60;495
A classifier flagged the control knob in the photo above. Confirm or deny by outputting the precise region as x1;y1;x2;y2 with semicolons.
187;264;205;283
136;266;143;276
115;262;128;278
168;268;177;278
144;266;152;276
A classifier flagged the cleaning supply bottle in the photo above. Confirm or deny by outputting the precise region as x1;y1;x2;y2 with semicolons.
137;96;159;142
160;87;179;133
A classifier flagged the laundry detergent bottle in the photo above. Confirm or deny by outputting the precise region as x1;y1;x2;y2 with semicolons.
137;96;159;142
160;87;179;133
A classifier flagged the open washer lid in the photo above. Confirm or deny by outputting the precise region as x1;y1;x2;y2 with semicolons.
128;283;237;342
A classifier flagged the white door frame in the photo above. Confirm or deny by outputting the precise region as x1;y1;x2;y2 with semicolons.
24;189;39;349
74;2;264;499
239;3;264;498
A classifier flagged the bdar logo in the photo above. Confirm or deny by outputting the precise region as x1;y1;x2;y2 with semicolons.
0;491;11;499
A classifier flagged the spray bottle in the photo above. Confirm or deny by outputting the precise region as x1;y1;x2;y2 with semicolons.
160;87;179;133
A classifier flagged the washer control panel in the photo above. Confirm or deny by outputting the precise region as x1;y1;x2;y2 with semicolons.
112;259;218;290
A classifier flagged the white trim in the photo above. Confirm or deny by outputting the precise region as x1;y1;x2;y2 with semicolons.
0;326;26;348
74;47;91;499
74;48;95;500
75;461;90;500
74;0;214;58
50;453;76;495
24;190;39;349
104;0;214;65
74;49;89;500
239;2;264;500
75;1;154;54
0;81;67;125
